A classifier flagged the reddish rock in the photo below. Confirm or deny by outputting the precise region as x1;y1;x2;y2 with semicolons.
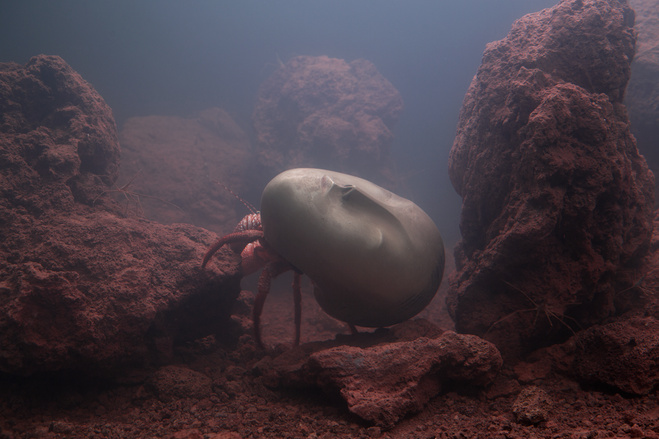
0;54;119;205
573;316;659;395
512;386;552;425
116;108;252;234
447;0;655;360
261;325;502;428
615;209;659;318
0;55;241;376
252;55;403;189
627;0;659;195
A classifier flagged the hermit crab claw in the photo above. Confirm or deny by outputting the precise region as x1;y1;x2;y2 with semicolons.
260;168;445;328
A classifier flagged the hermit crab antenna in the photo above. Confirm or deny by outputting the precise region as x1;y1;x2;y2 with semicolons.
213;180;258;215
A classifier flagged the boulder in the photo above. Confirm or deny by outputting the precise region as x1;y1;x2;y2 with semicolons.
259;323;502;429
0;55;241;376
573;316;659;395
512;386;552;425
0;54;119;205
252;55;403;189
447;0;655;359
117;108;252;234
614;209;659;318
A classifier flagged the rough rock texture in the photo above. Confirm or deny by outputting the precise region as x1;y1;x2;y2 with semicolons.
512;386;552;425
567;209;659;395
252;55;403;189
614;209;659;319
447;0;655;360
148;365;213;402
573;316;659;395
627;0;659;195
0;55;241;376
259;323;502;429
117;108;252;234
0;55;119;203
1;289;659;437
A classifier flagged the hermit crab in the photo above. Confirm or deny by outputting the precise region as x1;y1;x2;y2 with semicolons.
202;168;445;347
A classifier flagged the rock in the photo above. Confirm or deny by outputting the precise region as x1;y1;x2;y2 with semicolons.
263;329;502;429
513;359;552;384
614;209;659;319
0;54;119;206
573;316;659;395
627;0;659;194
148;365;213;401
117;108;252;234
1;210;241;376
252;55;403;189
170;430;205;439
512;386;552;425
0;55;242;376
447;0;655;360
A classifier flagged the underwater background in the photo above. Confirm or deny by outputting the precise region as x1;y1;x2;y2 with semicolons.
2;1;659;437
0;0;556;245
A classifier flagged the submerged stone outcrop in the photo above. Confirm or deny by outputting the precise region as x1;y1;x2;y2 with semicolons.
447;0;655;359
573;316;659;395
259;321;502;429
0;55;240;376
253;55;403;189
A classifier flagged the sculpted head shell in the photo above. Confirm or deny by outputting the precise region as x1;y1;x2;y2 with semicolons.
260;168;444;327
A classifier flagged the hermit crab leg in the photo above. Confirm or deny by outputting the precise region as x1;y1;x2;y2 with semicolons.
201;230;263;269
